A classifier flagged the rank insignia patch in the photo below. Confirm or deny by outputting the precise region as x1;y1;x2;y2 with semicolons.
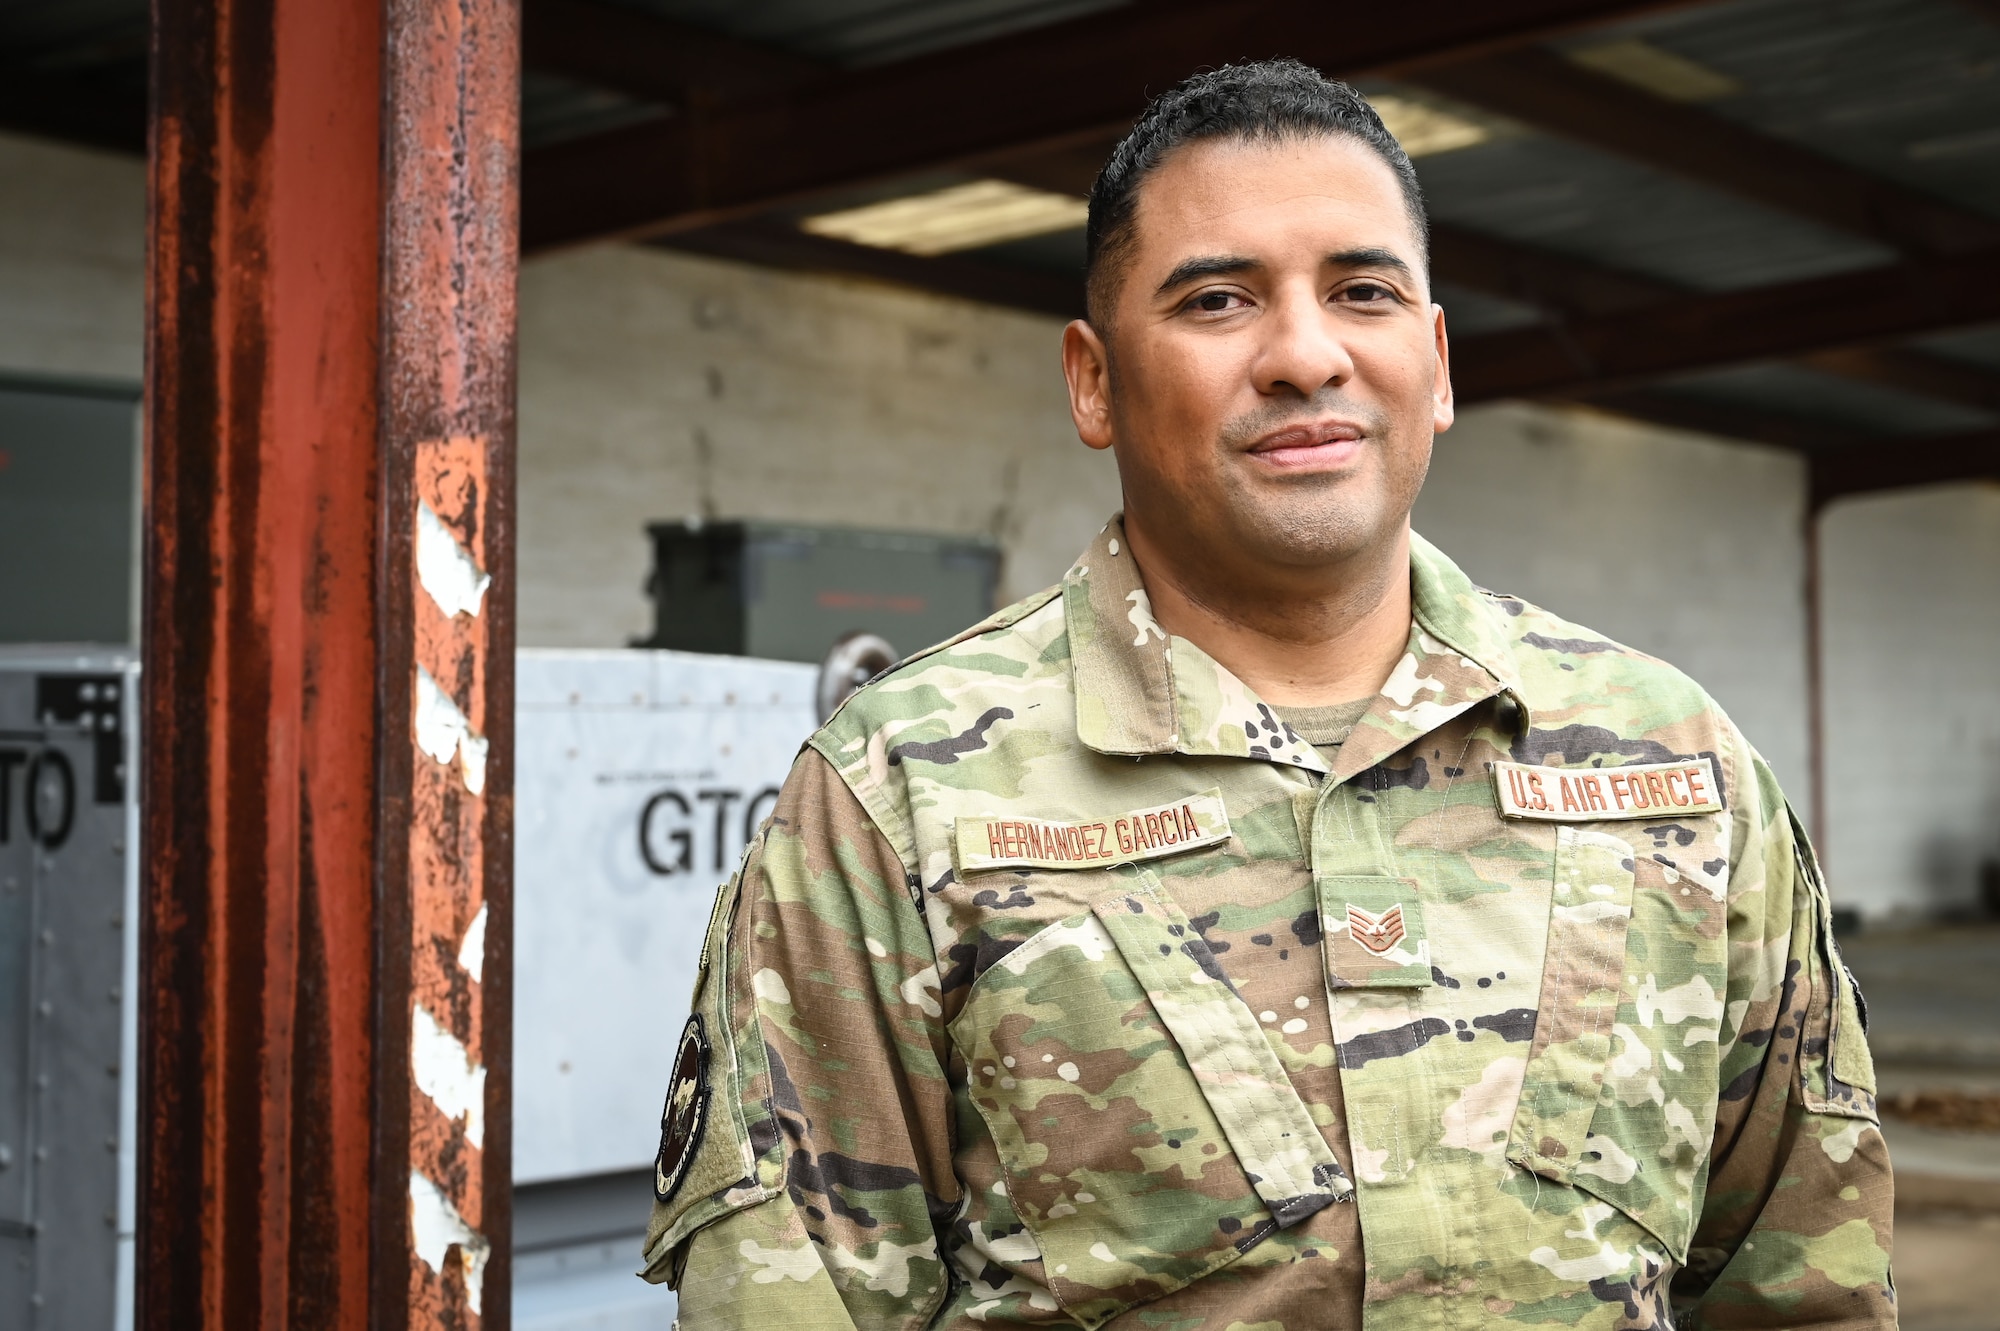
653;1015;710;1205
1346;903;1407;955
1492;757;1724;822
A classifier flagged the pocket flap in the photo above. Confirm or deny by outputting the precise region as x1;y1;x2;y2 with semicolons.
1094;884;1351;1224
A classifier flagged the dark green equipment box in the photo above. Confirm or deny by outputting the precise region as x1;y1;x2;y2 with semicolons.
636;521;1002;664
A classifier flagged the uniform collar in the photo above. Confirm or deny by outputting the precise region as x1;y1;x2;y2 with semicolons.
1061;517;1529;781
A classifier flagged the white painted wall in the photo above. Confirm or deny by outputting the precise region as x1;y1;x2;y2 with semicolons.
1821;486;2000;920
517;244;1119;646
0;132;146;384
1415;402;1814;817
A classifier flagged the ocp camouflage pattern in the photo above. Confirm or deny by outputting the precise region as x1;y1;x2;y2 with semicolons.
642;518;1894;1329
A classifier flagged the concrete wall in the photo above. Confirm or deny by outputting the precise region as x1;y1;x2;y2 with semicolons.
517;243;1119;645
0;132;146;384
1821;486;2000;919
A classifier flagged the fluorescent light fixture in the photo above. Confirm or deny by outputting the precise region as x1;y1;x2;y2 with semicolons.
801;180;1088;255
1567;39;1742;102
1367;94;1492;158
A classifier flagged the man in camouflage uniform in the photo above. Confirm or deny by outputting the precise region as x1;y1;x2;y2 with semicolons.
641;61;1893;1329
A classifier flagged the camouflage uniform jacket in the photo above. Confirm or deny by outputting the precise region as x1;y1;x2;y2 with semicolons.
642;518;1894;1330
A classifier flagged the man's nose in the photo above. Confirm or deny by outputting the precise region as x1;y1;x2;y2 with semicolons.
1250;285;1355;398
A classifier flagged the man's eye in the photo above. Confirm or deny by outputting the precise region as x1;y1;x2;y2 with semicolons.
1191;291;1242;312
1341;283;1395;303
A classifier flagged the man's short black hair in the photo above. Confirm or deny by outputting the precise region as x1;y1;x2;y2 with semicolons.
1084;59;1428;326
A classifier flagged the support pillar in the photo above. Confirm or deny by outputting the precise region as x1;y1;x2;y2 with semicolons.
140;0;517;1324
377;0;519;1322
1805;497;1828;859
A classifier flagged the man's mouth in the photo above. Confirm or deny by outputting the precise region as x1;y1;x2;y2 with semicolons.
1245;420;1365;472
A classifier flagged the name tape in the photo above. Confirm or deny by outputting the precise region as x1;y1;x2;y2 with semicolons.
1493;758;1722;822
955;790;1231;873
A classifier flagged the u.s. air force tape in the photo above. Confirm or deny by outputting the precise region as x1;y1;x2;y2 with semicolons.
954;789;1231;873
1492;757;1723;821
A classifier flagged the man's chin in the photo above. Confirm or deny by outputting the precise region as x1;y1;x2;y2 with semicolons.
1223;501;1390;570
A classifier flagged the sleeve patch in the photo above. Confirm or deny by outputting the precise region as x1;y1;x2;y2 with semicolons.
654;1015;712;1205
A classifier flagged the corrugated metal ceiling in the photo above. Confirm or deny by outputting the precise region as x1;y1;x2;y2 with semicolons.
1572;0;2000;223
608;0;1130;67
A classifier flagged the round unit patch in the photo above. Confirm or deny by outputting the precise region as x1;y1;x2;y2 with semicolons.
654;1014;711;1204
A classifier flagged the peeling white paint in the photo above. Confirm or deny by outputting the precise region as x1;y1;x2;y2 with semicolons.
457;730;489;796
416;501;492;619
414;666;487;796
409;1170;490;1314
457;904;488;983
412;1004;486;1149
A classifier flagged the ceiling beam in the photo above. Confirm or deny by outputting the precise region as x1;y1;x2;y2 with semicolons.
1431;222;1670;315
1451;250;2000;402
1811;432;2000;506
521;0;1677;251
1569;388;1867;452
1412;46;2000;258
1796;345;2000;415
654;221;1081;319
1428;225;2000;414
522;0;823;107
0;60;147;156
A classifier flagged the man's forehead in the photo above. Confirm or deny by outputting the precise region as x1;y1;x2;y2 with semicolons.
1130;135;1419;268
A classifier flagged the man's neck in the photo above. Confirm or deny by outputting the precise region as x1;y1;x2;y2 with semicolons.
1123;518;1413;708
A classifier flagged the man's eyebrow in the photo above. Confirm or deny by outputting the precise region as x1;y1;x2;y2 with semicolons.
1154;254;1259;297
1328;247;1413;276
1154;247;1416;298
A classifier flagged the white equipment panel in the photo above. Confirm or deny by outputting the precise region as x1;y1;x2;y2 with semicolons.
514;649;817;1184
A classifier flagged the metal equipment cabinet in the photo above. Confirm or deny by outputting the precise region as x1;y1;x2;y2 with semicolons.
637;520;1000;664
0;648;139;1331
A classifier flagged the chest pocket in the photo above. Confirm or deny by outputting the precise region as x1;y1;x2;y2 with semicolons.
949;873;1350;1329
1506;824;1723;1263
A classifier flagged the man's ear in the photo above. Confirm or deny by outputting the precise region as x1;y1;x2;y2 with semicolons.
1430;302;1455;436
1062;319;1116;451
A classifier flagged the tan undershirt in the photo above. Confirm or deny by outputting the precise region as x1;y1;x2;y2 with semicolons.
1273;698;1374;768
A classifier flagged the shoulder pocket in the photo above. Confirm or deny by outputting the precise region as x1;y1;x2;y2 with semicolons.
641;872;785;1286
950;874;1347;1329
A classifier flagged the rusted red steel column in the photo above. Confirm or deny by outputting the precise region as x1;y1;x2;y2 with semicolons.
374;0;519;1324
140;0;516;1324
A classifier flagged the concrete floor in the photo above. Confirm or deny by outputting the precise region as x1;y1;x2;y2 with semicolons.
1843;924;2000;1330
1896;1208;2000;1331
